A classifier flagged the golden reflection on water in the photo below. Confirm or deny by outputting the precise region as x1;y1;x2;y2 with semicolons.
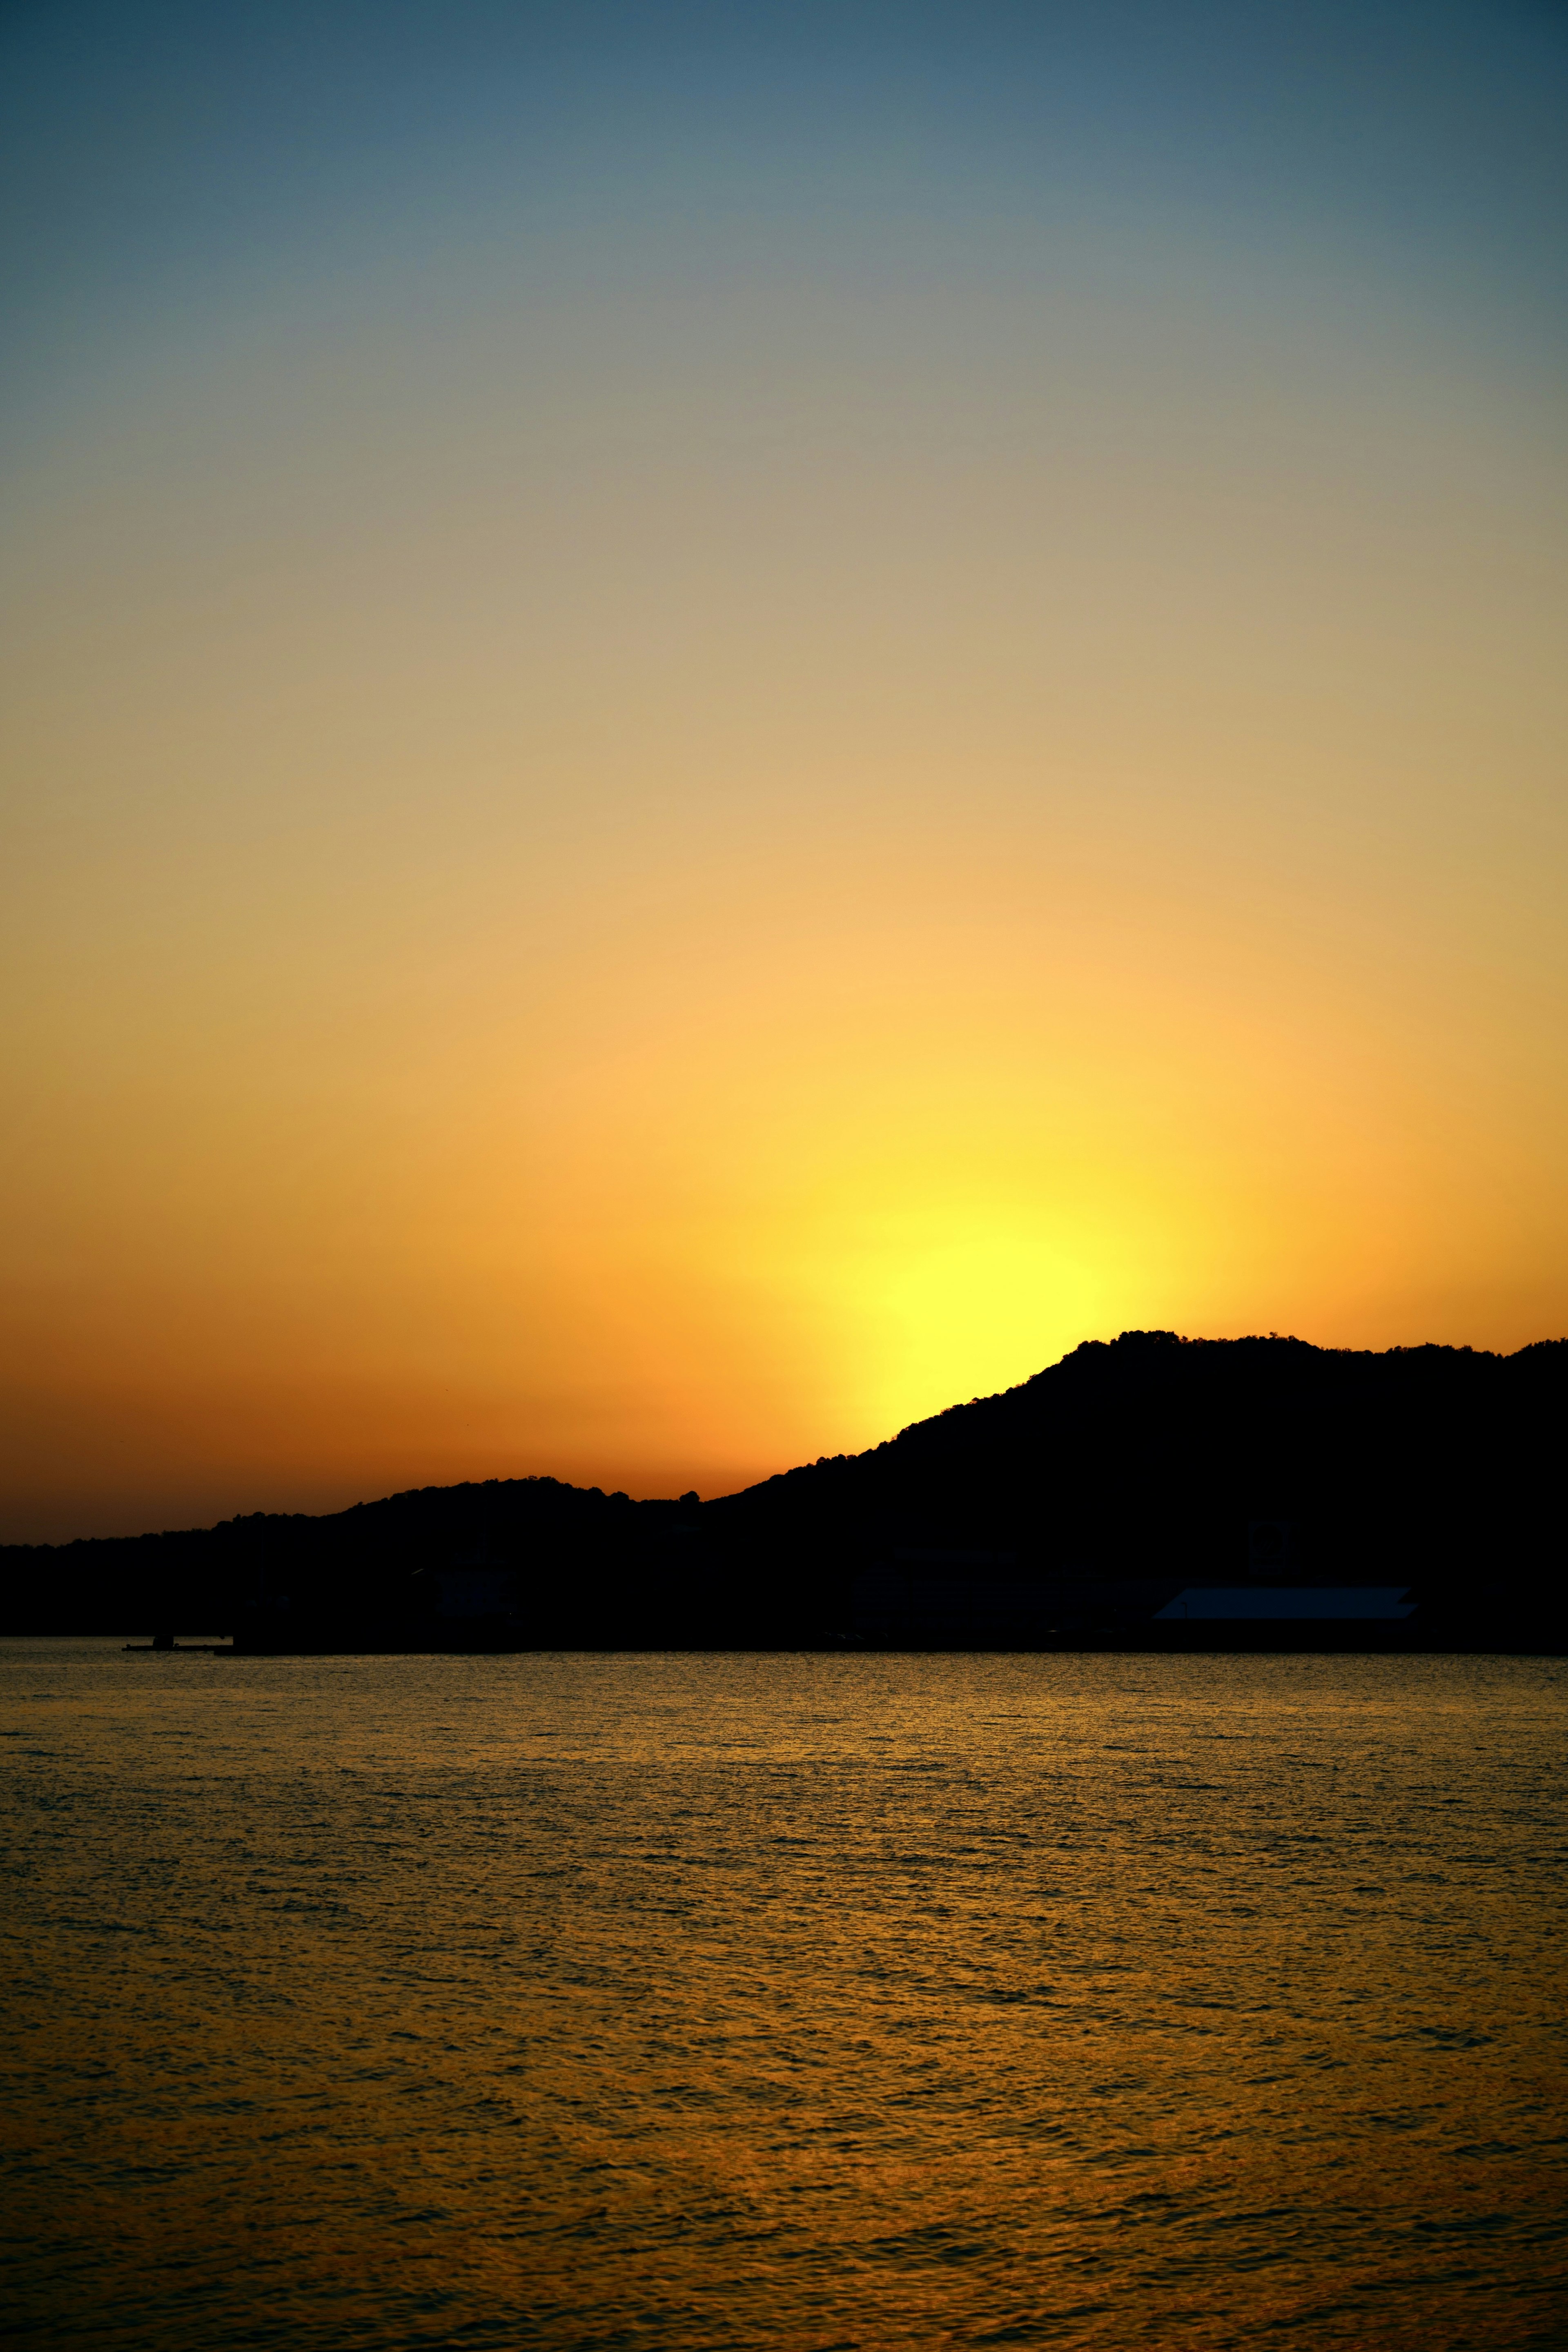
3;1646;1566;2348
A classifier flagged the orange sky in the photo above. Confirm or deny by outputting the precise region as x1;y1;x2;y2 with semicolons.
4;4;1567;1540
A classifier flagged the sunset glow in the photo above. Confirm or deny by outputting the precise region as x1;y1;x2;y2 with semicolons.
4;2;1566;1537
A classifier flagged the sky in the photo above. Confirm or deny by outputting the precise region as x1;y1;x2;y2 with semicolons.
3;0;1567;1541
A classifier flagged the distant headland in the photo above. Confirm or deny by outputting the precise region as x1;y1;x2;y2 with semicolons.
4;1332;1566;1650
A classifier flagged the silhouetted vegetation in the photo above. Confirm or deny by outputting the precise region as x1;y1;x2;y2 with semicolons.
4;1332;1566;1645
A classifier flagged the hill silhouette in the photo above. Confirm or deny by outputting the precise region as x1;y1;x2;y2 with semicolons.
4;1331;1566;1644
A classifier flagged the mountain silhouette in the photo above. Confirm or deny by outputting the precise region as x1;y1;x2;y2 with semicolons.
4;1332;1566;1645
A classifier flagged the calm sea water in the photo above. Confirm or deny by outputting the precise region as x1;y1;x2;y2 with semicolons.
2;1642;1566;2350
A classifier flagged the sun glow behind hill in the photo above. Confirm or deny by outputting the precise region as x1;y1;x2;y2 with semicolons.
2;1;1567;1537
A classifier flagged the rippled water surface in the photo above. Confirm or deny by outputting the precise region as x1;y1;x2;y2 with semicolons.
3;1644;1566;2349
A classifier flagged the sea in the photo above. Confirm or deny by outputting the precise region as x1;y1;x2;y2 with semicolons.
3;1641;1566;2350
